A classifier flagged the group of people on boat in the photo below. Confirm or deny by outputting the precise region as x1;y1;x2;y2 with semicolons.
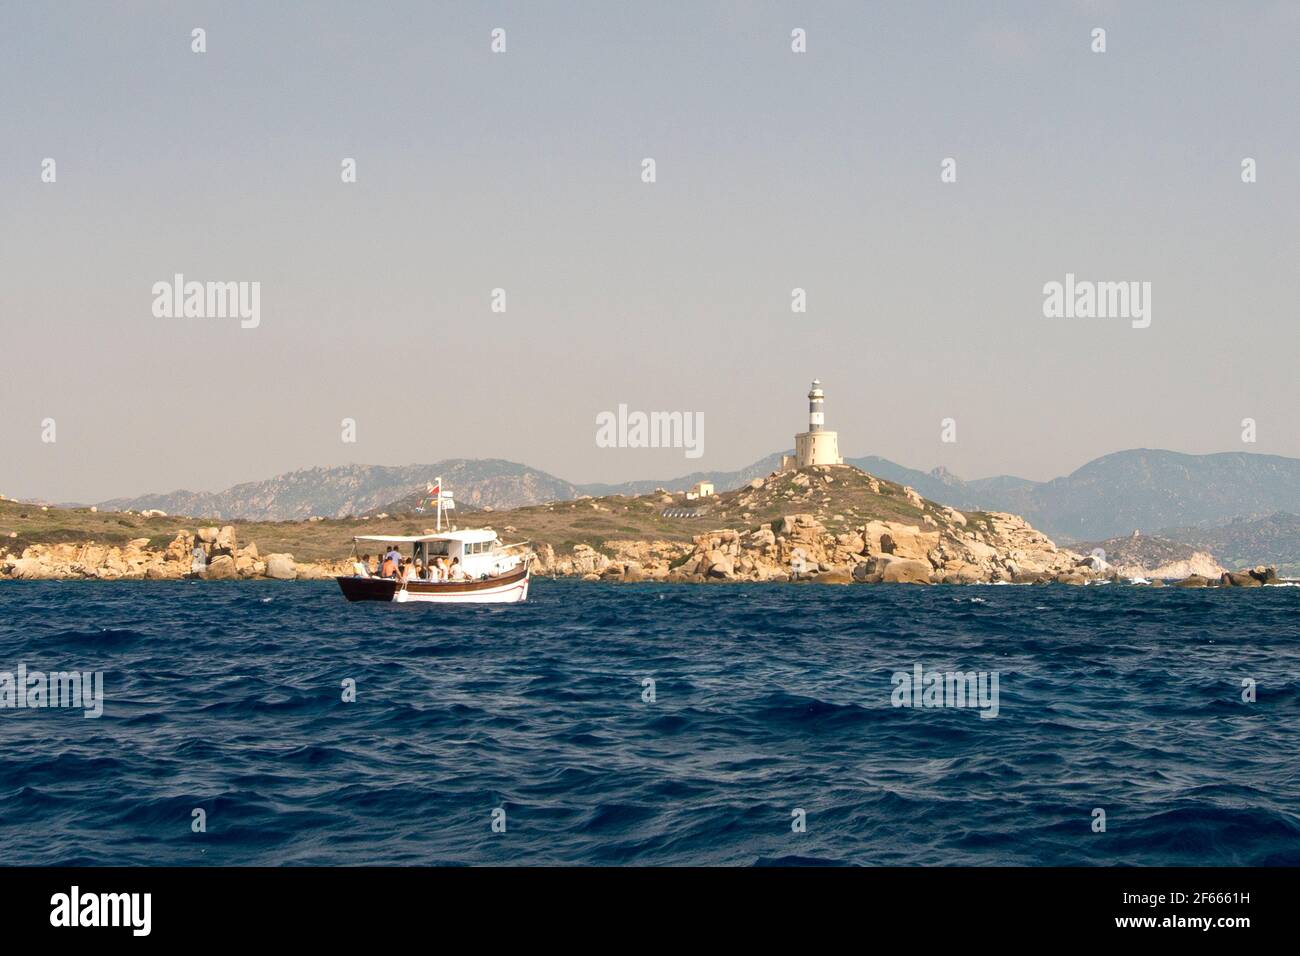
353;549;467;584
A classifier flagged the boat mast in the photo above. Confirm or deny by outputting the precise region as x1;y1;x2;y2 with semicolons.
435;475;444;532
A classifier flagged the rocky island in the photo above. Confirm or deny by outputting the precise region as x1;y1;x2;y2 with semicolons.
0;463;1280;587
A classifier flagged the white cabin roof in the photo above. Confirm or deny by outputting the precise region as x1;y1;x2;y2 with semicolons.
433;529;498;544
354;530;497;545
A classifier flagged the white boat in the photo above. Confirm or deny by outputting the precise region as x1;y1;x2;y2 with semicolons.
334;477;531;604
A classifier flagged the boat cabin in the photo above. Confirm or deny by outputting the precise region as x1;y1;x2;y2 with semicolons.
354;530;519;580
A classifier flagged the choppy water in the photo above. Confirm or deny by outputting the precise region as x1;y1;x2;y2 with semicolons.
1;580;1297;865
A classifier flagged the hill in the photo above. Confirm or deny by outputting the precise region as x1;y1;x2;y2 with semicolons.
564;448;1300;545
4;465;1096;585
574;452;789;499
460;463;1095;585
1073;533;1224;580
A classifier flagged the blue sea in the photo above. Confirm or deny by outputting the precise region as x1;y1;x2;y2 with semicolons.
1;580;1297;866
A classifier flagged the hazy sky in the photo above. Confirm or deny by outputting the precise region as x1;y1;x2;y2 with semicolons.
2;1;1297;502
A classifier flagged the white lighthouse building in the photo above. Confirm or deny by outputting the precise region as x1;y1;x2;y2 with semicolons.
785;379;843;469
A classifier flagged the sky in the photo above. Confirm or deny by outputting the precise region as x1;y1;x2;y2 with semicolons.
2;1;1298;502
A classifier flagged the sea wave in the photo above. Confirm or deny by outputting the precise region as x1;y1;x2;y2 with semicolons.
0;580;1297;865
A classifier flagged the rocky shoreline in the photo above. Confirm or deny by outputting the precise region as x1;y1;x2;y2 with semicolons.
0;526;345;582
528;510;1281;587
2;513;1282;588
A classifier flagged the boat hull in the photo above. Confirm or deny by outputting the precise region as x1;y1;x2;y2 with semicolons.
336;565;530;604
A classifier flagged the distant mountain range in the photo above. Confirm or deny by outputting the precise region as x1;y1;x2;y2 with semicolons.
98;449;1300;566
842;450;1300;543
97;460;580;521
1159;512;1300;576
98;454;796;521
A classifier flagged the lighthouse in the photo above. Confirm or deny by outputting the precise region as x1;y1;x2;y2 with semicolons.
791;379;843;468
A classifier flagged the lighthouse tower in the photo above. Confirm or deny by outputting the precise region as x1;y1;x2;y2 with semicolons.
792;379;843;468
807;379;826;432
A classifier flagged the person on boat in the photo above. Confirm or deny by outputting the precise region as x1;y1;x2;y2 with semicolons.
381;552;398;579
400;559;417;586
449;557;467;581
353;553;372;577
